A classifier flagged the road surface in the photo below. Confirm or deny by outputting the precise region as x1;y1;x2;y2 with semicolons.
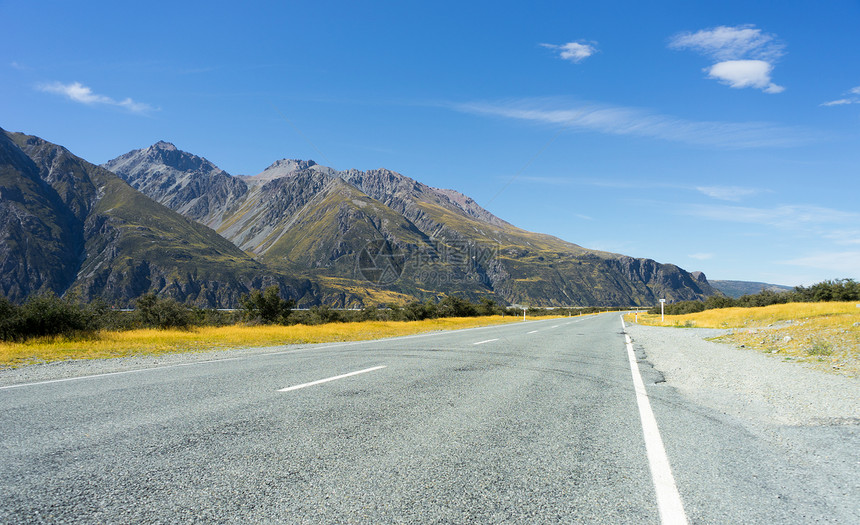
1;314;856;523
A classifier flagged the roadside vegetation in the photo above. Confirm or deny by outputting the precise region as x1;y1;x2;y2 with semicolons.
0;316;525;368
0;288;610;367
628;298;860;377
648;278;859;316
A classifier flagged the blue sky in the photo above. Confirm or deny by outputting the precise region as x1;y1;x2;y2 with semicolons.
2;0;859;286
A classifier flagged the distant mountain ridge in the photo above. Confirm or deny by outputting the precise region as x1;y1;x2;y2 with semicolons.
710;280;794;299
103;140;718;307
1;130;403;307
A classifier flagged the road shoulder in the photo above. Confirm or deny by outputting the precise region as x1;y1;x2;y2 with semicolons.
624;324;859;427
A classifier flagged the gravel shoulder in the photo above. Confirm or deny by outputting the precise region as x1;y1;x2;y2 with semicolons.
625;323;859;427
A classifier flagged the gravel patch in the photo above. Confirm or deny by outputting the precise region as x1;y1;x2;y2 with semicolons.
625;324;860;427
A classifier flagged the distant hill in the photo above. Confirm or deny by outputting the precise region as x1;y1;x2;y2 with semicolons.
710;280;794;299
103;141;719;307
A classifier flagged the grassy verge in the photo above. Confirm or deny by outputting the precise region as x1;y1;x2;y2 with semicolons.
625;302;860;377
0;316;531;368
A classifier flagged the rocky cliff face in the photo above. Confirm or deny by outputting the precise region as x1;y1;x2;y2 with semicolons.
105;143;718;306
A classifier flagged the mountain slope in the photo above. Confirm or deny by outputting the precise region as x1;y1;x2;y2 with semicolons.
0;130;330;307
0;131;83;301
106;142;717;306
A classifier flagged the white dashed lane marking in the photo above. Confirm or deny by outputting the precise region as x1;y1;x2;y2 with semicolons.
278;366;387;392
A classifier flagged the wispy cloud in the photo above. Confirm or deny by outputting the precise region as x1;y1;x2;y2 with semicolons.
683;203;860;235
36;81;156;113
669;25;785;94
822;229;860;246
669;24;785;62
783;251;860;275
696;185;764;201
821;85;860;107
451;98;812;148
541;41;598;63
516;178;764;202
683;203;860;278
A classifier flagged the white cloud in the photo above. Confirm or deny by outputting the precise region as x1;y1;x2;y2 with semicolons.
783;251;860;276
452;98;812;148
541;41;597;63
821;85;860;107
37;81;156;113
696;185;762;201
684;203;860;232
823;229;860;246
668;24;784;62
820;98;855;107
682;203;860;279
669;25;785;94
706;60;784;93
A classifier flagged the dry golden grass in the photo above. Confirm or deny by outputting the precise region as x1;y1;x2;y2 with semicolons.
625;302;860;376
0;316;529;368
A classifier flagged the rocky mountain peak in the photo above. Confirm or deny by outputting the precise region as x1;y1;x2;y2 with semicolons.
247;159;322;183
151;140;177;151
106;141;223;178
103;142;247;228
690;271;709;284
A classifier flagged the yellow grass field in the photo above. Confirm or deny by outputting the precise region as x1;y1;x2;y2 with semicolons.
625;302;860;376
0;316;531;368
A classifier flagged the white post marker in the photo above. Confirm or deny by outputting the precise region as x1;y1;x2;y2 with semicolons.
523;307;527;321
660;299;666;322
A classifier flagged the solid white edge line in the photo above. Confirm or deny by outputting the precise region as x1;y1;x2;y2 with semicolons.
622;317;688;525
278;365;386;392
473;338;499;345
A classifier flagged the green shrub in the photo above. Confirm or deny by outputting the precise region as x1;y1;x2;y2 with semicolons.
135;293;193;329
806;340;834;356
0;295;19;341
239;286;295;325
438;296;478;317
0;293;103;341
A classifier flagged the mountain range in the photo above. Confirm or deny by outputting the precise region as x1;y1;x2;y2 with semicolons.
1;128;717;307
709;280;793;299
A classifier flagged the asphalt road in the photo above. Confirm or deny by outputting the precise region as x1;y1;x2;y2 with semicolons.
0;314;855;523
